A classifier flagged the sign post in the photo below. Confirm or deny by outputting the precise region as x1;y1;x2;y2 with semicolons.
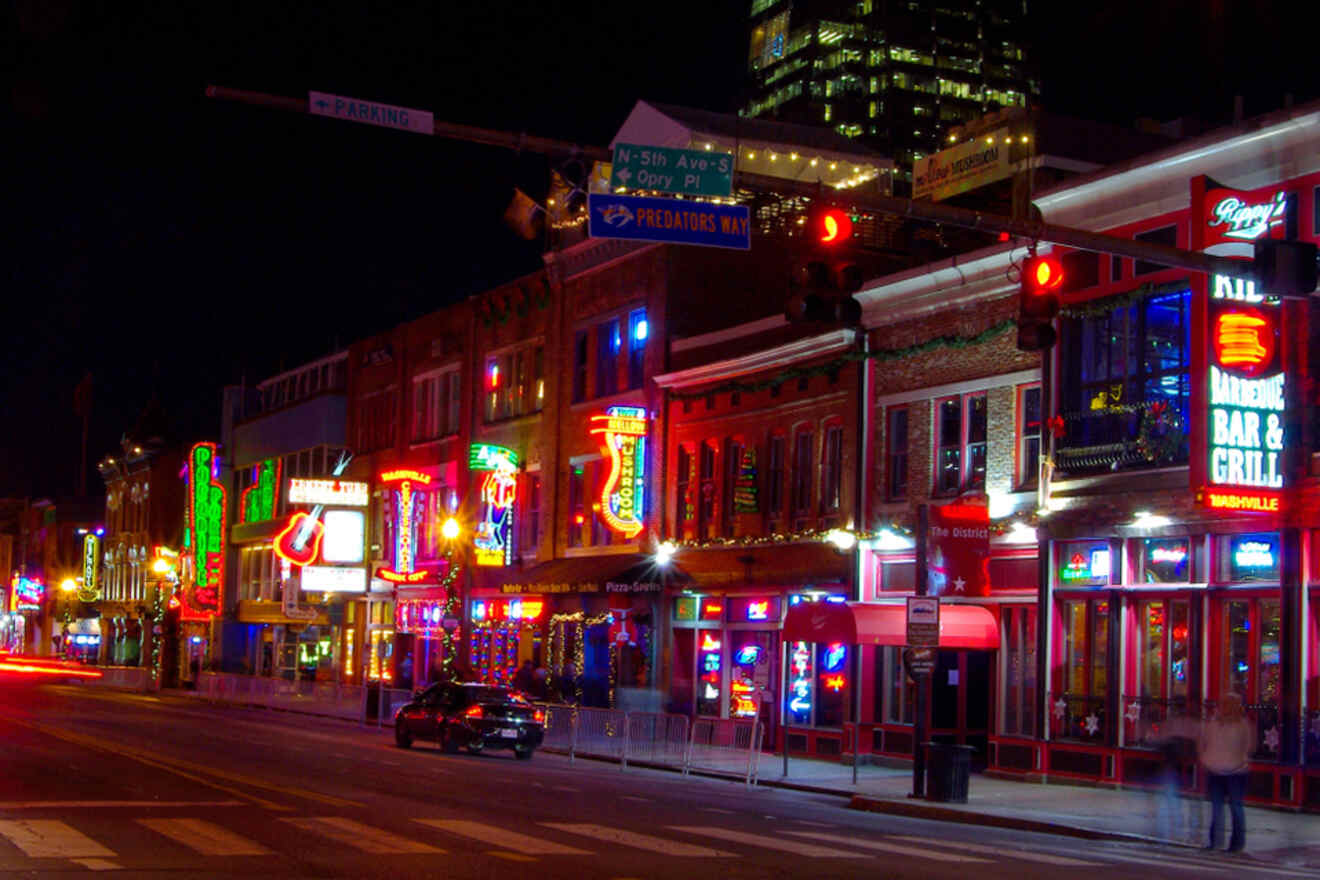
911;503;931;798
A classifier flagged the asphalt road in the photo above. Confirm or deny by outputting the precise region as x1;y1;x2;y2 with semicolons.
0;678;1311;879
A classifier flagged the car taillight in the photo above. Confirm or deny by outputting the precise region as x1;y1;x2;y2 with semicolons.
464;704;483;719
533;710;545;723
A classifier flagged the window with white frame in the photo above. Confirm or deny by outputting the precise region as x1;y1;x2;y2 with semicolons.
412;368;461;442
239;545;278;601
1017;384;1041;489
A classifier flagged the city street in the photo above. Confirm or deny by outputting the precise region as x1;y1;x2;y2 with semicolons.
0;679;1311;878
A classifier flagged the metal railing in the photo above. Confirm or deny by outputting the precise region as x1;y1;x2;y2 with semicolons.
533;704;757;785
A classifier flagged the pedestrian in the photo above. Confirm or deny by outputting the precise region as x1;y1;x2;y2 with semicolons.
513;659;535;695
1199;693;1253;852
1150;709;1199;841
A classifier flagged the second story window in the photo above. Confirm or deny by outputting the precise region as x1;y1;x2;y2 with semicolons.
821;423;844;512
1018;385;1042;488
886;407;909;501
596;319;620;397
357;390;397;453
791;428;813;521
567;466;586;548
628;308;648;390
767;435;785;524
699;442;716;538
935;393;986;494
412;369;460;443
676;445;693;537
523;473;541;556
485;344;544;422
722;439;744;535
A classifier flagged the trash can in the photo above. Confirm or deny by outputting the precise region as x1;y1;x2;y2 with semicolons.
925;743;974;803
365;681;381;720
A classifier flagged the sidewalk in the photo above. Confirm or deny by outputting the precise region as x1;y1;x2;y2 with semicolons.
761;754;1318;863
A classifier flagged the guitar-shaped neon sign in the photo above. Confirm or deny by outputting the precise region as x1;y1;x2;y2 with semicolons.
274;453;353;567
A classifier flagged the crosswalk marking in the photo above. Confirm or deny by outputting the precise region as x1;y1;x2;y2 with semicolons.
69;858;121;871
784;831;991;863
139;818;271;856
671;826;866;859
888;835;1099;867
0;820;116;859
542;823;733;857
282;817;443;854
1090;849;1231;874
416;820;591;855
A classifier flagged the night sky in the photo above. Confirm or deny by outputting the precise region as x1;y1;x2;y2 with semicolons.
5;1;1315;498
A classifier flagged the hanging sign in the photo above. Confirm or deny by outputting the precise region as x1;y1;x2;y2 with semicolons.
589;406;648;538
287;477;368;507
926;497;990;596
79;534;101;603
376;469;432;583
1200;273;1285;512
181;442;226;621
906;597;940;647
469;444;518;567
240;459;282;523
588;193;751;250
610;143;734;198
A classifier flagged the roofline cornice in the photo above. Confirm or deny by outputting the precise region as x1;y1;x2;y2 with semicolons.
654;328;856;389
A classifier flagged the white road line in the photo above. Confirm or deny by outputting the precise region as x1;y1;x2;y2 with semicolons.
1101;849;1313;878
620;796;651;803
0;801;244;809
792;820;831;827
416;819;591;855
671;826;866;859
138;818;271;856
888;835;1099;867
554;786;580;792
784;831;991;863
542;823;733;857
0;820;117;859
700;808;734;814
282;817;443;854
69;858;121;871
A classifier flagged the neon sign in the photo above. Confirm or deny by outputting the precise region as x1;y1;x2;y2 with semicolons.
1233;540;1275;569
822;673;846;692
240;458;282;523
11;576;43;611
1061;546;1110;584
1202;491;1279;512
1208;275;1284;497
80;534;100;603
1149;545;1187;565
823;642;847;672
1206;189;1287;244
788;641;813;719
731;680;758;718
287;476;368;507
376;469;428;583
735;645;762;665
700;632;721;652
469;444;519;567
588;405;647;539
746;600;769;621
181;442;226;621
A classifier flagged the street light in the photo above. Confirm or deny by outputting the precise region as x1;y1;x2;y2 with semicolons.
59;578;77;594
441;517;461;541
654;540;676;567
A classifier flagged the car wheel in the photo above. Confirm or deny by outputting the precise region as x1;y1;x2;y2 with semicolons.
514;747;534;761
466;740;484;756
394;722;413;749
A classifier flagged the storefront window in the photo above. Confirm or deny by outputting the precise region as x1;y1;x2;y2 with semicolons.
729;632;773;720
1140;602;1166;699
1144;537;1190;583
673;596;697;621
727;596;780;622
1059;541;1112;587
671;628;694;715
880;646;915;724
1058;598;1109;739
1228;532;1279;583
1224;600;1250;698
699;598;725;621
1258;599;1281;705
1002;606;1036;736
696;631;723;716
787;640;813;725
815;642;849;727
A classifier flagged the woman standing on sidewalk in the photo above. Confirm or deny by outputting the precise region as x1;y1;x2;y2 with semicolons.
1198;693;1253;852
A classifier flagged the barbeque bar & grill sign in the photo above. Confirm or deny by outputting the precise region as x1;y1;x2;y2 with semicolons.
1202;274;1285;512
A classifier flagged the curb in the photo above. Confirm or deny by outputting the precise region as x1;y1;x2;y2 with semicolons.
846;793;1178;846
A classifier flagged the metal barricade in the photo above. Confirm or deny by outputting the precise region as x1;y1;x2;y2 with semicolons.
537;703;577;753
572;707;629;762
624;711;690;770
685;717;763;786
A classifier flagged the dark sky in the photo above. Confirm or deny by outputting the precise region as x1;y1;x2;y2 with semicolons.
4;1;1315;499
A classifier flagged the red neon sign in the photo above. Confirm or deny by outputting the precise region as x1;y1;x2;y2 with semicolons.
1213;309;1274;376
1201;490;1280;512
379;469;433;485
273;512;325;567
822;674;846;692
374;568;430;584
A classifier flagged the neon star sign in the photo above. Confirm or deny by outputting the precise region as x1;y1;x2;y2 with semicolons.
181;442;226;621
588;405;647;539
469;444;519;567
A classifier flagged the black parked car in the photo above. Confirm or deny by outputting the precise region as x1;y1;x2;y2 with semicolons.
394;682;544;760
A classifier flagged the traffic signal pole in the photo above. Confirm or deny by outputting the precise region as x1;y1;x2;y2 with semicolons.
206;84;1258;285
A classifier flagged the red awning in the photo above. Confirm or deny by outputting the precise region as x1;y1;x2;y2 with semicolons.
782;601;999;649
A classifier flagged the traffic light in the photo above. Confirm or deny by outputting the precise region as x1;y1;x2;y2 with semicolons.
1016;254;1064;351
1255;239;1318;296
786;207;864;324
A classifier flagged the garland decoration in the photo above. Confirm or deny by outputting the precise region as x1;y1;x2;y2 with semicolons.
1058;281;1190;320
667;320;1016;401
1135;400;1185;464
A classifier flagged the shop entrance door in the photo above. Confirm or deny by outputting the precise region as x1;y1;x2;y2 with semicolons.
931;649;991;770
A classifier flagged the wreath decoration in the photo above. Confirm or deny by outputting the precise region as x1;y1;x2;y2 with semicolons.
1136;401;1184;463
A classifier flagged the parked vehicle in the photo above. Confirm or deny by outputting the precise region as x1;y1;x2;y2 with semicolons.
395;682;544;760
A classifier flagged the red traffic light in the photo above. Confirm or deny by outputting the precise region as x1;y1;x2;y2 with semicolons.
812;208;853;246
1025;255;1064;292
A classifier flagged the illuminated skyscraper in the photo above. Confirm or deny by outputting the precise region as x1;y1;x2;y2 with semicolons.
744;1;1038;186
